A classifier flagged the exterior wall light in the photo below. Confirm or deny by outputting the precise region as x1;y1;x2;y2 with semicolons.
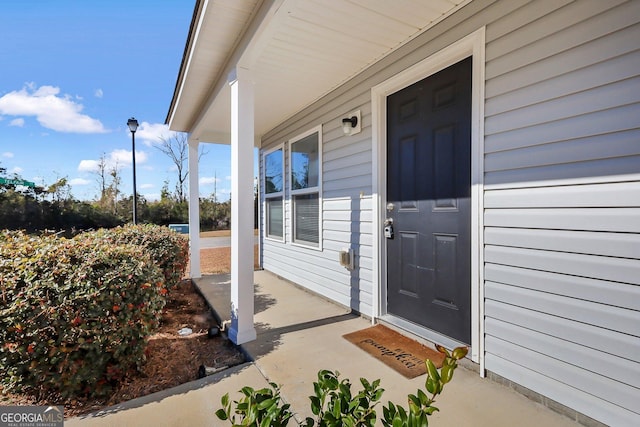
342;116;357;134
341;110;362;136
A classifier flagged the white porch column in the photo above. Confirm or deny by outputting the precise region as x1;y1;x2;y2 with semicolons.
228;66;256;344
188;139;201;279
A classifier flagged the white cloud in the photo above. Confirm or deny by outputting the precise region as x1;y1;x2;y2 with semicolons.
199;176;221;186
225;175;232;181
135;121;176;146
94;89;103;98
78;159;100;173
10;166;23;174
9;118;24;127
77;149;148;173
2;152;13;158
69;178;91;186
110;148;148;165
140;183;154;189
0;83;107;133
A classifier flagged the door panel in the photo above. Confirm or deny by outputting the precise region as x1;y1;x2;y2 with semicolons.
386;56;472;344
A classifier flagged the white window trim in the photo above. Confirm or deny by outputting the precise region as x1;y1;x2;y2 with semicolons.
371;27;486;370
263;144;285;242
288;125;323;251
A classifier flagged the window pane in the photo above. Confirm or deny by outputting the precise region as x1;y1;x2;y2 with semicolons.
264;149;283;194
294;193;319;245
266;197;283;238
291;133;319;190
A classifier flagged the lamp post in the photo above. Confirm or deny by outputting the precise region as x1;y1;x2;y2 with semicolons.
127;117;139;225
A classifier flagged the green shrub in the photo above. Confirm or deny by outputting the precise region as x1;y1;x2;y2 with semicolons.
306;371;383;426
380;345;468;426
90;224;189;289
0;231;166;398
216;383;294;427
216;345;468;427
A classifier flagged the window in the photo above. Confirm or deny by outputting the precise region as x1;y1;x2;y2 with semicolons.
264;146;284;240
289;127;321;247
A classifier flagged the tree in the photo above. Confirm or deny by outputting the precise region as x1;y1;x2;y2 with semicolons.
156;133;188;203
155;133;207;203
93;152;109;206
90;154;122;217
107;162;122;215
46;177;71;204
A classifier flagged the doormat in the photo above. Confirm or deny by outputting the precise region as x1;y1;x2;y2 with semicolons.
343;324;445;379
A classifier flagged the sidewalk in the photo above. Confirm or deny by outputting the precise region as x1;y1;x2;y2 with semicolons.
68;270;582;426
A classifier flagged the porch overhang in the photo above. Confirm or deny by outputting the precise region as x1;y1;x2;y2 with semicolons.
166;0;474;345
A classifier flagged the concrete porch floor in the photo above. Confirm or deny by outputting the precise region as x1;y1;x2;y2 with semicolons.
68;270;583;426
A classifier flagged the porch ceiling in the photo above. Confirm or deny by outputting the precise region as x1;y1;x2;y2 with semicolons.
167;0;470;144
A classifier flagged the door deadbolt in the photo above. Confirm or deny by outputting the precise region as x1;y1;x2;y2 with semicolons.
384;218;394;239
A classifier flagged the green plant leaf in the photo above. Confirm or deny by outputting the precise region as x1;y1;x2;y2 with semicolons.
441;364;454;384
425;377;437;394
426;360;440;383
310;396;321;415
257;398;275;410
215;408;228;420
451;346;468;360
425;406;439;415
417;389;428;405
408;393;420;410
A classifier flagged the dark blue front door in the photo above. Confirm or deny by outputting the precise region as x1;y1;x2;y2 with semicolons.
386;57;472;344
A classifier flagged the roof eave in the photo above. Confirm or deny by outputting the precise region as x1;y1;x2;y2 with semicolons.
165;0;204;128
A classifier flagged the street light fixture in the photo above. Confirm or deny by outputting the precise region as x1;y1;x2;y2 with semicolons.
127;117;139;225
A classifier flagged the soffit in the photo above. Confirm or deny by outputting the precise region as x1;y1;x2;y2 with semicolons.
167;0;261;132
169;0;470;143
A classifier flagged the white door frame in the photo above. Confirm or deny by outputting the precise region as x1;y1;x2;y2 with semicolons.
371;27;486;370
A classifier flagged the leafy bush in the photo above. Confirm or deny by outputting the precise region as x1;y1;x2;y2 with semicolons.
90;224;189;289
307;371;383;426
0;230;166;398
216;345;468;426
216;383;294;427
381;345;468;426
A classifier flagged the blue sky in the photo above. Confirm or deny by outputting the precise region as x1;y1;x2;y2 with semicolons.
0;1;245;202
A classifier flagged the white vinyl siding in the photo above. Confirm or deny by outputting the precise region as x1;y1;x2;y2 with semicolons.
259;1;640;425
482;1;640;425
